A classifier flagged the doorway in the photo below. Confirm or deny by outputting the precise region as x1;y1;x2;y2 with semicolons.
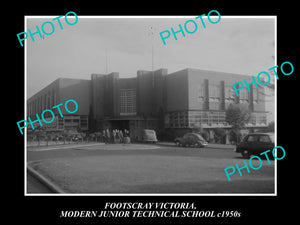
110;120;129;131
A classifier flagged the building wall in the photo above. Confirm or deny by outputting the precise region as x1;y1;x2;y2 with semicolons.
137;69;167;117
27;79;60;117
90;73;119;120
188;68;244;111
27;67;269;136
58;78;91;116
89;69;167;132
91;74;106;121
101;72;119;118
164;68;268;131
27;78;91;131
153;69;168;114
165;69;189;112
28;78;91;116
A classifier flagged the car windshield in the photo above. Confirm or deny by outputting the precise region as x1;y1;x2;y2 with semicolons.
247;135;259;142
259;135;271;143
144;130;155;135
194;134;205;141
183;133;190;138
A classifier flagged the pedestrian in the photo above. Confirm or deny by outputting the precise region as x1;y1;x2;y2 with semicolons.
112;129;116;144
116;130;120;143
103;129;107;144
101;130;105;143
119;130;124;143
124;129;130;144
106;129;111;144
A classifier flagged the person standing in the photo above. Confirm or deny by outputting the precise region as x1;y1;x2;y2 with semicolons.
116;130;120;143
106;129;111;144
119;130;124;143
112;129;116;144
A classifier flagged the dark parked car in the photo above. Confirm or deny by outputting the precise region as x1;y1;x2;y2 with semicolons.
174;133;208;148
135;129;158;143
235;133;275;158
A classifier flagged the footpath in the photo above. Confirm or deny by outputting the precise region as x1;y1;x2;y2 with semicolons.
157;142;235;149
27;142;105;151
28;142;235;152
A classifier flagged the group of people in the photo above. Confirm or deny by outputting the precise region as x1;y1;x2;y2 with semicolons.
101;129;130;144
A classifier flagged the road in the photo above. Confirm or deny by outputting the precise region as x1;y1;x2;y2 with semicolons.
26;143;275;194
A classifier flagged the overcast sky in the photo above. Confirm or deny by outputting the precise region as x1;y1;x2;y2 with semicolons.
26;16;275;99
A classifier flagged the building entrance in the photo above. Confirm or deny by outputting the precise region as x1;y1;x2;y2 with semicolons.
110;120;130;131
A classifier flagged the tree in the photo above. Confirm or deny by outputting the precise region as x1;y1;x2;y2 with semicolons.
260;121;275;133
214;128;227;144
225;103;251;144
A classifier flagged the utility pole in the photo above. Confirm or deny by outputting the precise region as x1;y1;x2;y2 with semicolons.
105;48;108;73
150;26;155;87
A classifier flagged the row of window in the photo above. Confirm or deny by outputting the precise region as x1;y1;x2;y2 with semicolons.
28;90;56;116
117;83;261;117
165;111;267;128
120;89;137;115
246;135;271;143
28;116;89;131
118;85;261;118
197;83;260;102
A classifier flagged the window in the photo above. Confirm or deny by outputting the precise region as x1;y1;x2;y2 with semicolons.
179;111;188;127
253;88;259;103
183;133;190;139
225;86;235;102
259;135;271;143
258;114;267;125
239;88;248;103
250;114;256;124
43;94;46;110
120;89;136;116
197;83;204;102
80;115;88;130
209;84;220;102
247;135;258;142
52;89;56;107
250;112;267;125
58;118;64;129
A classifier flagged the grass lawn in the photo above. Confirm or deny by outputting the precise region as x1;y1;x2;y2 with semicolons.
29;154;274;194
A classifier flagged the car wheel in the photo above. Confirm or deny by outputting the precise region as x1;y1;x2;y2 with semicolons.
194;142;200;148
241;150;251;158
175;141;181;146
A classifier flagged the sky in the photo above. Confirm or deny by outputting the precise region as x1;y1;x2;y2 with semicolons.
26;16;276;114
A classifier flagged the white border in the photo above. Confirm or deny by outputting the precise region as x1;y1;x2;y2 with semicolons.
24;15;277;196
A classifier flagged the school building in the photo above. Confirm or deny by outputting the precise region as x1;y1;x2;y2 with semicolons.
27;68;269;142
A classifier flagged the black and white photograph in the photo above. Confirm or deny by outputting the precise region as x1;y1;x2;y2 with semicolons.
14;5;297;225
25;15;276;195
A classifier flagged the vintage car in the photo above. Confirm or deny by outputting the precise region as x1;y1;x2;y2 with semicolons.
235;133;275;158
174;133;208;148
135;129;158;143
